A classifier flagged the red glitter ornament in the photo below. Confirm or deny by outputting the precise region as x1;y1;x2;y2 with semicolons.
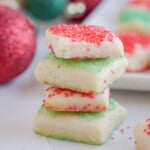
0;5;36;83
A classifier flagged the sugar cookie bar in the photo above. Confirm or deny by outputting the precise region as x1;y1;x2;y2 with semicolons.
134;118;150;150
44;87;110;112
34;99;127;145
35;53;128;93
118;32;150;72
117;6;150;35
45;24;124;59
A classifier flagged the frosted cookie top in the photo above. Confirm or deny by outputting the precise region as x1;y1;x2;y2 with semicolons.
46;24;124;59
49;24;114;45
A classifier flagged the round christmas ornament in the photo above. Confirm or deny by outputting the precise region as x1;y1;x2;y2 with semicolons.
0;5;36;83
26;0;67;21
64;0;102;21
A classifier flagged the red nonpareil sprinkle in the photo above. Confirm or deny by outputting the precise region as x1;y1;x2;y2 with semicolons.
111;137;114;140
42;99;46;106
47;87;97;99
87;103;91;107
129;137;132;140
81;92;95;99
147;124;150;129
146;118;150;123
109;92;112;98
120;129;124;134
118;32;150;54
86;48;90;52
110;69;115;74
146;131;150;136
144;129;147;132
49;45;55;53
45;105;54;111
49;24;114;45
46;87;51;91
104;80;107;84
72;56;97;59
96;105;100;111
126;125;130;129
143;118;150;136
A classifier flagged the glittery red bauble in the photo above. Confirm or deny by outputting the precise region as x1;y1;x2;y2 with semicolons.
0;5;36;83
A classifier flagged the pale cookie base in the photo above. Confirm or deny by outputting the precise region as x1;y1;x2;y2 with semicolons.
134;121;150;150
34;99;127;145
35;54;128;93
44;87;109;112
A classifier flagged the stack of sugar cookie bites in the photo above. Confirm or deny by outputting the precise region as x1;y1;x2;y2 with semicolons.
117;0;150;72
34;24;128;145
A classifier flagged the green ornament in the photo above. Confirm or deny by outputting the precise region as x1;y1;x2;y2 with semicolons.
26;0;67;21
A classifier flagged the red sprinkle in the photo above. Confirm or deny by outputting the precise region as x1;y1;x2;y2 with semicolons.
109;92;112;98
111;137;114;140
147;131;150;136
118;32;150;54
64;104;107;112
126;125;130;129
104;80;107;84
143;118;150;136
42;99;46;106
46;87;97;99
49;45;55;53
129;137;132;140
110;69;115;74
120;129;124;134
146;118;150;123
49;24;114;45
